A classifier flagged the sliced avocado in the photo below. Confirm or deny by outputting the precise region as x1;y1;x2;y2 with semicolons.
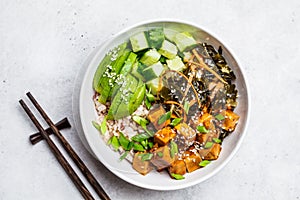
107;74;139;119
139;49;161;66
131;61;146;81
93;42;128;93
173;32;197;52
129;81;146;114
120;52;137;75
98;49;131;104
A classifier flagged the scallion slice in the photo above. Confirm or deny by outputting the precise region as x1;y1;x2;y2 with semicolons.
170;118;182;126
215;113;225;121
158;111;171;125
171;173;185;180
204;141;213;149
197;125;209;133
199;160;211;167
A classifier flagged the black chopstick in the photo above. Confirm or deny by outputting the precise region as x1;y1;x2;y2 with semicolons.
25;92;111;200
29;117;71;145
19;99;95;200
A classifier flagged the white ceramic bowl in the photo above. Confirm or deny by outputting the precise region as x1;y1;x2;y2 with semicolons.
77;19;250;190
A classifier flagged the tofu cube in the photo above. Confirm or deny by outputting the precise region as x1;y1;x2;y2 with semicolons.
204;143;222;160
151;145;175;171
183;150;202;173
154;127;176;146
132;152;153;175
168;160;186;175
147;104;170;130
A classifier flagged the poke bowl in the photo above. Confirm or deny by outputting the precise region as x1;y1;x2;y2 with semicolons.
78;19;250;190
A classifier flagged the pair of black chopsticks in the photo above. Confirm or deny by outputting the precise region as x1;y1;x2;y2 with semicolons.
19;92;110;200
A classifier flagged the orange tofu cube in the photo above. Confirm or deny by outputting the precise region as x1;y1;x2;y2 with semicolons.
183;149;202;173
147;104;170;130
154;127;176;146
204;143;222;160
222;110;240;132
196;133;208;145
168;160;186;175
199;113;212;129
132;152;153;175
151;145;175;171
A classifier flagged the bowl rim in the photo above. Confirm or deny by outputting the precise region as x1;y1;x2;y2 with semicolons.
78;18;251;190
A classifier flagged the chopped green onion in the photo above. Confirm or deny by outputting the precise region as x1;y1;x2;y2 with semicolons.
145;97;152;109
197;125;209;133
140;153;153;161
212;138;222;144
171;173;185;180
132;115;149;126
118;132;132;151
107;137;112;145
148;141;153;149
119;151;129;161
157;152;163;157
158;111;171;125
170;118;182;126
92;121;101;131
146;93;155;102
92;119;107;135
110;136;120;150
170;141;178;158
184;101;190;114
141;140;148;149
199;160;211;167
131;133;150;142
215;113;225;121
133;143;145;151
204;141;213;149
100;117;107;134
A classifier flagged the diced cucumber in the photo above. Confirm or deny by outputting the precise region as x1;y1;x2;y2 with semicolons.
142;62;165;82
183;51;192;62
146;78;160;95
158;40;178;59
164;29;178;42
93;42;128;93
146;27;165;49
166;56;186;72
139;49;161;66
173;32;197;52
130;32;149;52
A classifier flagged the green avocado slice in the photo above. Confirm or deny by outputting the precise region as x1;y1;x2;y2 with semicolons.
93;42;128;94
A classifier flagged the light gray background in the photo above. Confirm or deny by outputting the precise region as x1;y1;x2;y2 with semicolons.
1;0;299;199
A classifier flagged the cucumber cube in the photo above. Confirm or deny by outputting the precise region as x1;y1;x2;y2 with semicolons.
146;78;160;95
130;32;149;52
173;32;197;52
146;27;165;49
167;56;186;72
142;62;165;81
140;49;161;66
158;40;178;59
164;29;178;42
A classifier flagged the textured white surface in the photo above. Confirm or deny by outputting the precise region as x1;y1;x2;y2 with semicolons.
0;0;299;200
